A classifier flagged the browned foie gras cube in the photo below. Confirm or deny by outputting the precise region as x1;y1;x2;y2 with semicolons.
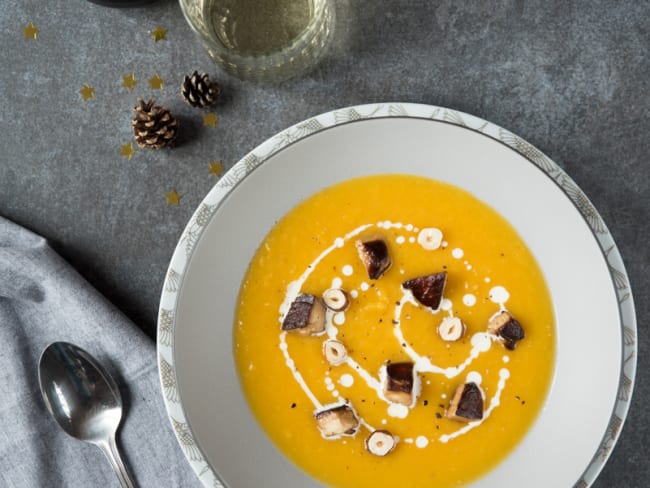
383;362;416;406
355;238;392;279
487;311;525;350
446;382;484;422
402;272;447;310
314;403;359;438
281;294;326;336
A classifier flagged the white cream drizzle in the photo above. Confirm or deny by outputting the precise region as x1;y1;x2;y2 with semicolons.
277;221;514;447
388;404;409;419
279;332;323;409
462;293;477;307
333;312;346;326
489;286;510;306
415;436;429;448
339;374;354;387
466;371;482;386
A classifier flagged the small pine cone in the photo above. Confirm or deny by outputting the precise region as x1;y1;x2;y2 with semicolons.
132;98;177;149
181;71;221;108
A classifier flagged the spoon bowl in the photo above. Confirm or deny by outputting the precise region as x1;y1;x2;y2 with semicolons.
38;341;135;488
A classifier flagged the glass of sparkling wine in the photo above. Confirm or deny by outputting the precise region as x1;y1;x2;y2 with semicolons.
180;0;334;83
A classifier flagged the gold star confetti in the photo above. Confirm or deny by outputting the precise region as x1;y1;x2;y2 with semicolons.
165;189;182;206
150;26;167;42
122;73;138;91
148;73;164;90
203;112;219;128
79;83;95;101
23;22;39;40
120;142;136;160
208;160;224;176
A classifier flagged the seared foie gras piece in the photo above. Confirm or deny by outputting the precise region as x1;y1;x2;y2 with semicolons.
314;403;359;438
383;362;416;406
365;430;396;456
281;294;326;336
355;238;392;279
446;382;484;422
322;339;348;366
487;311;525;350
402;272;447;310
437;316;466;341
322;288;350;312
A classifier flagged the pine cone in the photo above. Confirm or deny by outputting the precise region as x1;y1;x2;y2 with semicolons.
181;71;221;108
132;98;177;149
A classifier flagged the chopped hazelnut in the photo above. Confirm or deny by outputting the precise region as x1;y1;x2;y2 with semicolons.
322;340;348;366
322;288;350;312
365;430;396;456
437;316;466;341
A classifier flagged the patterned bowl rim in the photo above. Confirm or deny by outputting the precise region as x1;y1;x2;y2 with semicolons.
157;102;637;488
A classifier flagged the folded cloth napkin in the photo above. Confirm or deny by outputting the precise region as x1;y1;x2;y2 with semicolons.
0;216;201;488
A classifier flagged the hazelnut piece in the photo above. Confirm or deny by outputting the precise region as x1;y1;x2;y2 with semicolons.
365;430;396;456
322;340;348;366
437;316;466;341
322;288;350;312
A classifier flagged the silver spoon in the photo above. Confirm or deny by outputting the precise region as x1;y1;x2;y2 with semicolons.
38;341;136;488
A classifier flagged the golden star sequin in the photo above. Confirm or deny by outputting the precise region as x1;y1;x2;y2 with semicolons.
23;22;39;40
148;73;164;90
203;112;219;128
208;160;224;176
120;142;136;160
150;26;167;42
122;73;138;91
165;189;182;206
79;83;95;101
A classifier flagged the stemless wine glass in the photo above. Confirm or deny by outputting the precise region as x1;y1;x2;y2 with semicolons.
179;0;334;83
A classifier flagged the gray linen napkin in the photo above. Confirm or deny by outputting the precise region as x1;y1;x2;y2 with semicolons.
0;216;201;488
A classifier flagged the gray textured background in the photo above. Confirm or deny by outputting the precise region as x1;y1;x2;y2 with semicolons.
1;0;648;486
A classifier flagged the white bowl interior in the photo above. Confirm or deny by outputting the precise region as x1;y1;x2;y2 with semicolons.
173;117;620;487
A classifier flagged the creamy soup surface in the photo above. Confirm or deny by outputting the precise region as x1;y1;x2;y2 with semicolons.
234;174;555;488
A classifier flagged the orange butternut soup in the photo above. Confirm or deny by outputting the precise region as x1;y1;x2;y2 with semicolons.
234;174;555;488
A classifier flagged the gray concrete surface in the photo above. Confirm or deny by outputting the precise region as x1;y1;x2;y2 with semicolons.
1;0;648;486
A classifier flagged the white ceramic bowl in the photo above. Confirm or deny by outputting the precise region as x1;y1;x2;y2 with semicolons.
158;103;636;487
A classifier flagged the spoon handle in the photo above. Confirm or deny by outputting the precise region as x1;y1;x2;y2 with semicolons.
98;436;137;488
